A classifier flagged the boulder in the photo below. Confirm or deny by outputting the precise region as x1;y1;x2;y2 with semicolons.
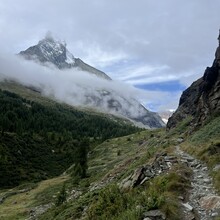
213;164;220;172
119;167;151;189
199;195;220;210
143;210;166;220
182;202;193;211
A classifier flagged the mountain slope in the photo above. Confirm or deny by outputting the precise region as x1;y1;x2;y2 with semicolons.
0;87;142;188
18;36;165;129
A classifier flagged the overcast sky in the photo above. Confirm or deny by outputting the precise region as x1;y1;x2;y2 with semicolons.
0;0;220;111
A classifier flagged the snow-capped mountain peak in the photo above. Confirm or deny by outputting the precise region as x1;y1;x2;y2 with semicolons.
38;36;74;65
19;35;110;79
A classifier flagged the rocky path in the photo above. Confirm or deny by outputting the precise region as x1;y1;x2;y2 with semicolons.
175;146;220;220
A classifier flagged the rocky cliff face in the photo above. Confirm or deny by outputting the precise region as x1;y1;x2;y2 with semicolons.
167;35;220;129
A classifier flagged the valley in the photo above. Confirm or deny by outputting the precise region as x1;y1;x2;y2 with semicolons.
0;119;219;219
0;22;220;220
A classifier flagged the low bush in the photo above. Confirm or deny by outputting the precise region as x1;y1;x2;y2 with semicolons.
87;184;131;219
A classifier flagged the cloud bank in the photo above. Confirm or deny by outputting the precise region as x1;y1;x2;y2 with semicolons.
0;53;178;114
1;0;218;110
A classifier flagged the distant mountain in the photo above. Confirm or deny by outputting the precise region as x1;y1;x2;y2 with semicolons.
158;110;174;124
19;35;111;80
19;36;165;129
167;33;220;129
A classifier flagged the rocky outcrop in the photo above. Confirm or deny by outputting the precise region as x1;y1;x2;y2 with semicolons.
119;153;178;189
143;209;166;220
167;33;220;129
199;195;220;210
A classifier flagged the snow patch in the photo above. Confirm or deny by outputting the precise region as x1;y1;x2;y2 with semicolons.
66;50;75;64
39;38;65;58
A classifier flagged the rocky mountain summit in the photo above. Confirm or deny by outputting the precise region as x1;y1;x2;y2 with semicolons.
167;32;220;129
18;35;165;129
19;34;111;80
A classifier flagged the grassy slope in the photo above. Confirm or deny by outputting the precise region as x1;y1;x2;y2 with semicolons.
67;116;219;220
0;80;135;121
181;116;220;192
0;81;57;107
0;82;142;188
1;117;219;219
39;129;191;220
0;176;69;220
0;129;169;219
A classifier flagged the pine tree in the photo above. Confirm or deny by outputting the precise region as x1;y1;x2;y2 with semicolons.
71;138;89;180
1;117;10;135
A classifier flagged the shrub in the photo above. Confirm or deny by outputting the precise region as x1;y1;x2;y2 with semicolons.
87;184;130;219
56;184;67;206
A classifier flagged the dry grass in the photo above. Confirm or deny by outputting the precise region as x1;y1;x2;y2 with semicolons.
0;175;69;220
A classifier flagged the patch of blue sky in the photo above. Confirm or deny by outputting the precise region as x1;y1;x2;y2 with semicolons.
134;80;186;92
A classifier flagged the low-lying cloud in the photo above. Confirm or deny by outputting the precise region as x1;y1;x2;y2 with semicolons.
0;53;180;115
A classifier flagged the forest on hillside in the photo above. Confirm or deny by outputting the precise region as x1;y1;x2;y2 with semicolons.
0;89;142;188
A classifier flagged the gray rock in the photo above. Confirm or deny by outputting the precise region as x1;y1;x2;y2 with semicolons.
177;138;184;143
182;202;193;211
120;153;176;189
164;156;176;162
119;167;147;189
166;161;172;168
197;175;203;179
144;169;155;178
180;159;188;164
195;164;202;169
199;195;220;210
120;179;132;189
211;212;219;217
140;176;150;185
143;210;166;220
178;196;184;200
201;167;208;171
203;178;211;184
213;164;220;172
